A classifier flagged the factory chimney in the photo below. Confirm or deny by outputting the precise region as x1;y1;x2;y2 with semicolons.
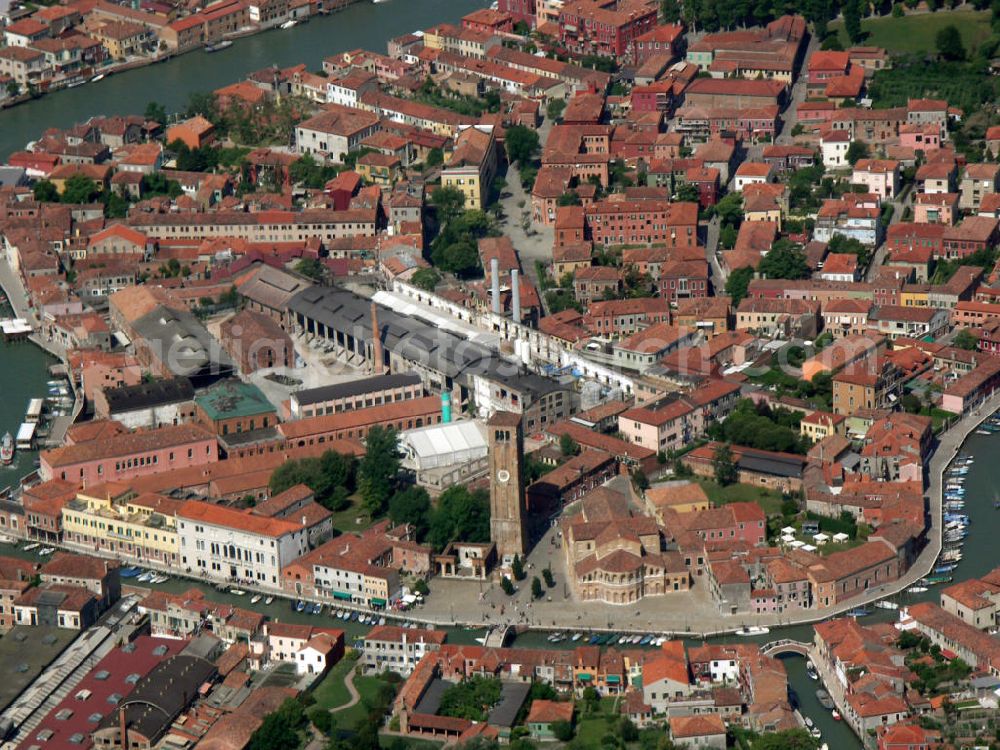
511;269;521;325
491;257;501;314
370;301;384;375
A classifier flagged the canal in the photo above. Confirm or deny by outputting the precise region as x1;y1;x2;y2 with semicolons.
0;0;490;160
0;301;56;491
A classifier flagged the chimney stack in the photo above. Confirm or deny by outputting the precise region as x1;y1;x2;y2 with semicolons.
491;257;501;315
370;301;385;375
511;269;521;325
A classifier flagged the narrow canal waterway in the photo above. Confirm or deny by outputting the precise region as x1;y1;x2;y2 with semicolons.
0;0;489;160
0;303;56;489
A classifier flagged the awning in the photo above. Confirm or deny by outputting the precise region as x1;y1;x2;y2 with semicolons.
606;675;620;684
370;598;386;606
331;591;352;601
577;673;592;681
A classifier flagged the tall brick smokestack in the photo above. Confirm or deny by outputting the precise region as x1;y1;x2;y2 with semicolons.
371;301;384;375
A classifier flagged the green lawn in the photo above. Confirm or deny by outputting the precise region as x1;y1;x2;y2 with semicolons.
815;539;865;557
696;479;785;516
332;675;394;731
830;9;991;54
311;655;359;711
572;697;622;749
327;493;376;534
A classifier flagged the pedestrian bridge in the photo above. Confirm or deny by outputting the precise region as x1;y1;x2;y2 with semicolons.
761;639;811;657
484;625;514;648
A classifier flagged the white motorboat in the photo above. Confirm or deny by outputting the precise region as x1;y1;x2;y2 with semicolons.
737;626;770;636
250;595;262;604
1;432;13;465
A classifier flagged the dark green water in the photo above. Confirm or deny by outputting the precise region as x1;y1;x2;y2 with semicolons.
0;0;489;160
0;337;56;490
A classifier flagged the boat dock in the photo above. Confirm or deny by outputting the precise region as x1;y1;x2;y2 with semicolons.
25;399;43;424
0;319;32;342
15;423;36;450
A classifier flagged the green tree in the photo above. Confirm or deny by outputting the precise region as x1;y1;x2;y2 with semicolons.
141;172;183;198
439;677;502;721
62;173;100;204
268;450;357;512
713;192;743;230
551;720;574;742
661;0;681;22
511;554;525;581
428;485;491;550
844;0;863;43
954;328;980;350
546;98;566;122
750;728;820;750
712;443;738;486
425;147;444;168
719;223;738;250
388;485;431;539
504;125;540;165
542;566;555;587
618;718;638;743
531;576;543;599
430;184;466;223
845;140;870;166
33;180;59;202
310;708;333;735
104;192;129;219
411;267;441;292
557;191;582;206
725;266;754;305
500;576;516;595
357;426;400;516
289;154;339;189
295;257;325;281
184;90;220;123
144;101;167;124
901;393;922;413
440;240;482;278
5;80;19;98
758;240;809;280
559;433;579;456
247;698;306;750
936;24;966;61
675;182;701;203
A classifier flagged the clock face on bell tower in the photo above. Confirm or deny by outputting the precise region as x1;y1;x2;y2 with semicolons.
487;411;526;557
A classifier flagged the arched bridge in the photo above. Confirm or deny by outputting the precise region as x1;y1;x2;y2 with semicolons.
484;625;515;648
761;639;811;657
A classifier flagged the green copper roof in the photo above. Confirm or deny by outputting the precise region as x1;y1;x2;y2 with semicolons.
195;379;275;421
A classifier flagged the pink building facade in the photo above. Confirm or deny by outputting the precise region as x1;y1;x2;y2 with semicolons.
40;425;219;487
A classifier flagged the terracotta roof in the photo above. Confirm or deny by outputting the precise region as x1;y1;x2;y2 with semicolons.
179;500;303;538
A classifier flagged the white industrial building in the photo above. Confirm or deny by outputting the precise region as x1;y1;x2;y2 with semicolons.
399;420;488;491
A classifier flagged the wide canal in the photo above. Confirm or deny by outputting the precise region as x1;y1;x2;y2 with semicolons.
0;0;489;160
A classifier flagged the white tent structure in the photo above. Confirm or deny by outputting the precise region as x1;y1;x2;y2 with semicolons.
400;420;488;470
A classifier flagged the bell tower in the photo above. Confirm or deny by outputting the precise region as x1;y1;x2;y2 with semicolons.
488;410;526;557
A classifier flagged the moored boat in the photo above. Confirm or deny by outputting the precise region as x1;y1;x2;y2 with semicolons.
816;689;834;710
0;432;13;465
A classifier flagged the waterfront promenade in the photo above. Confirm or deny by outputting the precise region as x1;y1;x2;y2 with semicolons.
414;392;1000;637
17;386;994;640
